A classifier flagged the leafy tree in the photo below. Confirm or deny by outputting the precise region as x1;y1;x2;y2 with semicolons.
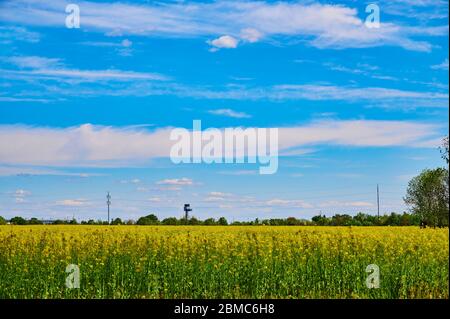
111;218;123;225
29;217;43;225
188;217;201;225
312;215;329;226
10;216;27;225
330;214;352;226
203;218;216;225
404;168;449;227
137;214;159;225
218;217;228;225
0;216;6;225
162;217;178;225
286;217;299;225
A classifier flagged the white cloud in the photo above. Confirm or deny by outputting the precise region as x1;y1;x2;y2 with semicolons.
209;35;239;51
431;58;449;70
266;199;313;209
0;26;39;43
0;0;443;51
156;177;193;186
208;108;251;118
55;199;89;207
0;120;442;167
15;189;30;197
218;170;257;175
209;191;232;197
14;189;31;203
80;38;133;56
205;191;233;202
3;55;168;82
120;178;141;184
318;201;374;208
278;120;441;149
6;56;62;69
240;28;263;43
0;165;104;177
121;39;132;47
0;124;173;166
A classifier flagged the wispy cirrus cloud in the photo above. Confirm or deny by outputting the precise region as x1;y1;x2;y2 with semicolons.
0;26;40;43
55;199;90;207
208;108;251;118
0;0;446;51
431;58;449;70
156;178;194;186
1;55;168;82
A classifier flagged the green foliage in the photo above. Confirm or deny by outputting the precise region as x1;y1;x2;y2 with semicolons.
136;214;159;225
161;217;178;225
0;216;6;225
28;218;43;225
10;216;27;225
111;218;123;225
217;217;228;225
404;168;449;227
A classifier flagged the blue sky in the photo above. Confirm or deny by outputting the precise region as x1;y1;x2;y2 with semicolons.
0;0;448;222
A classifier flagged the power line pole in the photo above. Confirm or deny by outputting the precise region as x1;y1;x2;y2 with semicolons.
106;192;111;224
377;184;380;219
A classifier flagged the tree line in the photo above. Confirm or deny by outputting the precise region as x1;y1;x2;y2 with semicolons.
0;211;423;226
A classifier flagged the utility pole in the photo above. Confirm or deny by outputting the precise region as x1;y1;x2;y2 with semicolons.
377;184;380;219
107;192;111;224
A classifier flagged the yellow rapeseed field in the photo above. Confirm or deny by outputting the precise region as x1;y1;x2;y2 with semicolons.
0;225;448;298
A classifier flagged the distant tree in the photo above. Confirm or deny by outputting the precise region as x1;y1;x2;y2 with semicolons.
125;219;135;225
28;217;43;225
330;214;352;226
218;217;228;226
87;219;96;225
0;216;6;225
404;168;449;227
312;215;329;226
137;214;159;225
286;217;299;225
10;216;27;225
203;218;216;225
188;217;201;225
162;217;178;225
382;212;401;226
111;218;123;225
